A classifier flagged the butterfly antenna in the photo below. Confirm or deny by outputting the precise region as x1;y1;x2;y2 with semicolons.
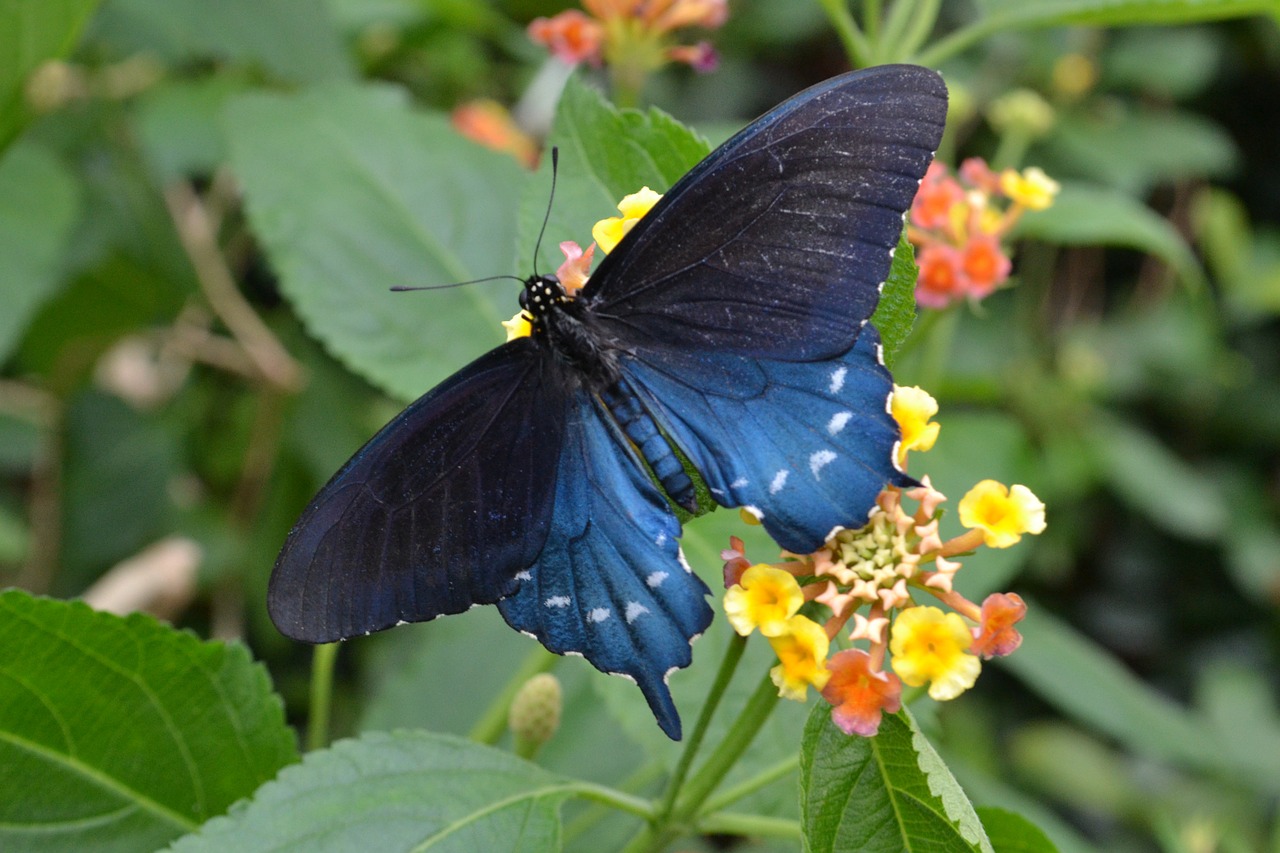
532;147;559;278
391;274;524;293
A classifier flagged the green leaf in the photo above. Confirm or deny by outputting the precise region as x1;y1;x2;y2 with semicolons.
800;706;992;852
1087;413;1228;541
0;0;99;149
874;234;919;368
998;606;1280;795
976;807;1060;853
167;731;572;852
133;77;251;183
1016;183;1203;288
517;76;710;274
224;84;527;401
0;141;81;361
0;590;297;853
974;0;1276;27
92;0;352;84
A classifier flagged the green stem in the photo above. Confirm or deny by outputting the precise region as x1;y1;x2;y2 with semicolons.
671;671;781;826
815;0;871;67
565;761;667;844
878;0;921;64
916;19;1000;67
897;0;941;61
991;127;1033;172
469;645;558;745
306;642;338;752
697;811;801;839
655;632;748;823
865;0;883;40
701;755;799;814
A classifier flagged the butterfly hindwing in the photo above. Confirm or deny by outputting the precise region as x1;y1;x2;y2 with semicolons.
497;392;713;740
622;327;910;555
269;340;568;642
584;64;948;362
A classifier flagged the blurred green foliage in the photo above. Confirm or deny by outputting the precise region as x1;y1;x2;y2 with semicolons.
1;1;1279;851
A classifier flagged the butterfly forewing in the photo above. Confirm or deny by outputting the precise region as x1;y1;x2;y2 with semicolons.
584;64;947;361
269;339;568;642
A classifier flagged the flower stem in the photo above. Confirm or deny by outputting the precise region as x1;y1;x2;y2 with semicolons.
306;642;338;752
469;645;559;745
815;0;871;67
656;632;748;821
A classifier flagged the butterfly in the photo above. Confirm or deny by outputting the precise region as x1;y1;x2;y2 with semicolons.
269;64;948;739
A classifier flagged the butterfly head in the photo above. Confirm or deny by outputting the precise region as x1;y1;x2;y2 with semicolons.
519;274;568;321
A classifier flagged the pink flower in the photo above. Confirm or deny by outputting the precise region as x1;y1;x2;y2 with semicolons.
821;648;902;737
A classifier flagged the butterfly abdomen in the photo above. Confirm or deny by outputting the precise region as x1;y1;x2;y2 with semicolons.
600;380;698;513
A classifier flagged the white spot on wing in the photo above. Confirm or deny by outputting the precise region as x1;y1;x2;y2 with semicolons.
677;547;693;574
515;570;532;581
829;366;847;394
827;411;852;435
769;469;789;494
730;477;748;489
742;505;764;521
625;602;649;623
646;570;669;588
655;531;667;546
545;595;570;608
809;449;836;478
587;607;610;623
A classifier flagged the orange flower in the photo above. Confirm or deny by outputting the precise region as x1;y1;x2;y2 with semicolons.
959;234;1011;297
555;241;595;295
911;162;964;231
970;592;1027;658
528;10;605;65
821;648;902;737
450;100;539;169
915;243;966;309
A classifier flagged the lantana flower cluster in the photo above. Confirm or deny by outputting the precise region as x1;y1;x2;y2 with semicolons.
722;387;1044;737
909;158;1059;309
528;0;726;74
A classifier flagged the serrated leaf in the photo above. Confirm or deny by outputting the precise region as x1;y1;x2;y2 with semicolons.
224;84;527;401
0;590;297;853
0;141;81;360
516;76;710;274
874;234;919;368
1016;183;1203;288
168;730;572;852
800;705;992;853
0;0;99;149
976;807;1059;853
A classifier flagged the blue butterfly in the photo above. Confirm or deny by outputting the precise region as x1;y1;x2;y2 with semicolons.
269;64;948;739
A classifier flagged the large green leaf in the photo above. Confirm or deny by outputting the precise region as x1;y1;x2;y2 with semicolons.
167;730;572;852
0;141;81;360
225;84;527;401
92;0;352;84
0;0;99;149
800;706;992;852
0;590;297;853
516;76;710;274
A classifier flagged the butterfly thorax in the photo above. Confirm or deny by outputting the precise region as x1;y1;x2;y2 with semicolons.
522;274;621;390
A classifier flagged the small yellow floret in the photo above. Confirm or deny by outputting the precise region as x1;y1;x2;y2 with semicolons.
889;606;980;701
1001;167;1060;211
723;564;804;637
958;480;1046;548
768;615;832;700
890;385;940;465
502;311;532;341
592;187;663;253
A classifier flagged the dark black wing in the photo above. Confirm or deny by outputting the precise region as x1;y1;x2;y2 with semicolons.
583;64;947;361
268;339;568;643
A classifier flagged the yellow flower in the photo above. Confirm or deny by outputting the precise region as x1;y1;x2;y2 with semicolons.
723;564;803;637
890;385;940;465
1001;167;1060;211
958;480;1046;548
889;606;980;701
768;615;831;700
592;187;663;253
502;311;532;341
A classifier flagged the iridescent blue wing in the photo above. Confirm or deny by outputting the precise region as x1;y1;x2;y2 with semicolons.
622;327;909;555
269;339;568;643
497;393;713;740
583;64;947;361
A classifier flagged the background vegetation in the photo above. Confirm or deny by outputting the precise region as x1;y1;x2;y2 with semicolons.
1;1;1278;851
